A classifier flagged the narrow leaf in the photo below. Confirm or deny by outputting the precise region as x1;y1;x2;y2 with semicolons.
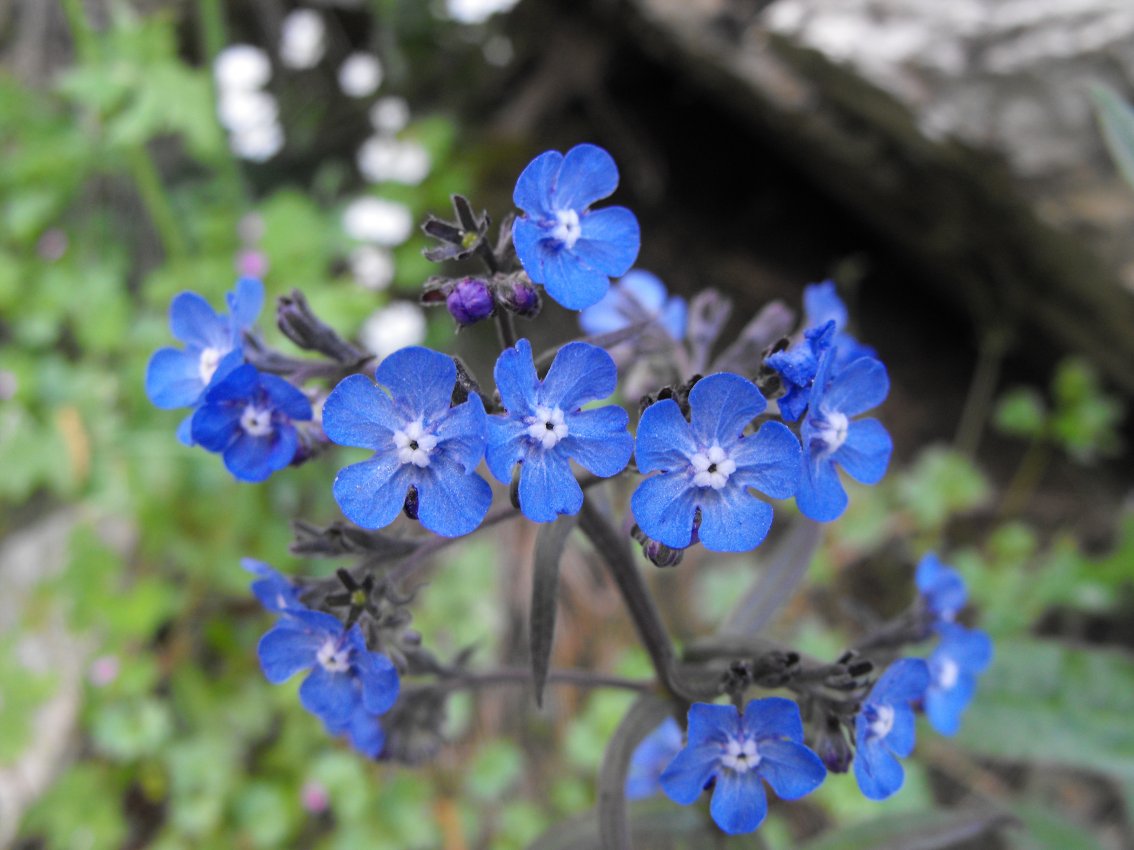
1090;83;1134;193
598;694;673;850
800;808;1015;850
530;514;577;707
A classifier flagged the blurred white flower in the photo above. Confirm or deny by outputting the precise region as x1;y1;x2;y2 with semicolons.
446;0;521;25
230;122;285;162
280;9;326;69
215;44;271;90
360;301;427;360
342;197;413;245
217;88;279;132
349;245;396;290
357;136;431;185
338;53;383;98
369;96;411;133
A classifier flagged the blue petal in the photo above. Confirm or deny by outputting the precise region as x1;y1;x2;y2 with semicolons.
834;419;892;485
485;416;528;484
513;149;563;217
224;428;296;482
345;710;386;758
873;658;931;705
493;339;538;417
688;374;767;447
659;742;722;805
755;739;827;800
803;281;848;332
634;399;698;474
742;697;804;743
190;403;241;452
573;207;640;276
323;373;400;451
916;554;967;620
375;347;456;420
630;472;700;548
333;455;414;530
415;458;493;537
925;674;977;737
518;451;583;522
262;374;313;422
146;348;204;409
697;484;774;552
176;412;195;446
660;296;687;341
299;666;357;725
561;406;632;477
258;621;323;683
228;277;264;329
853;739;905;800
203;363;260;404
937;624;994;671
686;702;742;747
731;421;802;500
352;645;400;715
541;247;613;311
626;717;684;800
619;269;668;313
578;293;626;335
553;143;619;211
169;292;228;349
885;703;918;758
823;357;889;417
540;342;619;410
243;558;302;613
432;392;488;474
512;218;549;283
795;453;847;523
710;770;768;835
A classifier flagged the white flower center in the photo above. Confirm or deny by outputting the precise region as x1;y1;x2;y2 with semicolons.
199;346;222;385
393;418;438;467
720;737;761;774
526;405;569;450
690;444;737;490
551;208;582;250
240;405;274;437
316;638;351;673
866;703;895;742
936;657;960;691
812;410;849;456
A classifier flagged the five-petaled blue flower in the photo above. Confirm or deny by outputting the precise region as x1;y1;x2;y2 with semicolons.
322;346;492;538
258;608;400;726
796;348;892;522
579;269;686;341
486;339;633;522
924;623;993;736
765;320;835;422
243;558;303;613
146;277;264;444
660;698;826;835
625;716;684;800
803;280;875;367
915;552;967;624
191;363;313;482
512;143;640;311
631;373;801;552
853;658;930;801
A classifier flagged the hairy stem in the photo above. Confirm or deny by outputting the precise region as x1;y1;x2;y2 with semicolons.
436;666;653;694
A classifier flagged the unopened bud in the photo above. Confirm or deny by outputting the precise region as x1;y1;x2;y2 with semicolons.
446;277;494;326
497;275;541;318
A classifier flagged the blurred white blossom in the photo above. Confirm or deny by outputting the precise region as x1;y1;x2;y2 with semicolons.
280;9;326;69
230;122;285;162
217;89;279;133
360;302;427;360
338;53;383;98
357;136;431;185
445;0;521;25
349;245;396;291
369;96;411;133
214;44;271;90
342;197;413;245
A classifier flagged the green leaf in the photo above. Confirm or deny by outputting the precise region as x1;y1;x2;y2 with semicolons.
992;387;1047;439
958;639;1134;780
800;809;1015;850
1091;83;1134;193
530;514;577;707
1008;803;1106;850
895;446;990;531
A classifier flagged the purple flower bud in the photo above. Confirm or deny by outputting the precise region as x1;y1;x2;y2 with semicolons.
446;277;494;326
498;276;541;318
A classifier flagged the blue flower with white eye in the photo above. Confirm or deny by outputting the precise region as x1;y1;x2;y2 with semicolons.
796;348;892;522
853;658;930;801
257;608;400;726
915;553;967;624
579;269;686;341
660;698;826;835
803;280;875;367
242;558;303;613
486;339;632;522
631;373;800;552
626;716;684;800
512;144;640;311
924;623;993;736
191;364;313;482
321;346;492;538
765;320;835;422
146;277;264;444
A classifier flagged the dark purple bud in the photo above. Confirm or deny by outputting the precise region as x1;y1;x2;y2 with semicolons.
403;486;420;520
497;275;541;318
446;277;495;326
815;716;853;773
631;524;685;567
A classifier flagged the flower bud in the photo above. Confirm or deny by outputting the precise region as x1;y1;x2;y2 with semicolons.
815;717;853;774
445;277;495;326
631;524;685;567
497;275;541;318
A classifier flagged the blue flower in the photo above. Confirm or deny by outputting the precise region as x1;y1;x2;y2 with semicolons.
258;608;400;726
146;277;264;444
626;717;684;800
660;698;826;835
325;704;387;759
242;558;303;613
765;320;835;422
322;346;493;538
796;349;892;522
579;269;686;341
191;364;313;482
631;373;800;552
486;339;633;522
512;144;640;311
803;280;875;367
915;553;967;624
924;623;993;736
853;658;930;801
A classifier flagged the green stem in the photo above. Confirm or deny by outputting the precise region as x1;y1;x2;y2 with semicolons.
999;436;1050;518
954;326;1010;458
126;145;190;262
437;667;653;694
59;0;97;63
495;310;518;350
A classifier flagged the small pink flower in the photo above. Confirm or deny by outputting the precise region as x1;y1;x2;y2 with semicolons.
88;655;120;687
238;249;269;278
300;780;330;814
